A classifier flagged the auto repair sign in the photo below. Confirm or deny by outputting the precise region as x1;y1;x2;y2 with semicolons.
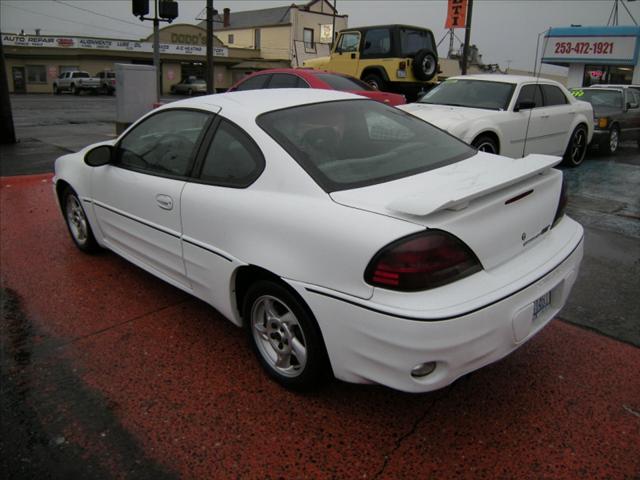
445;0;468;29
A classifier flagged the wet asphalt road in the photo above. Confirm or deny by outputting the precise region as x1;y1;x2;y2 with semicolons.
1;94;639;478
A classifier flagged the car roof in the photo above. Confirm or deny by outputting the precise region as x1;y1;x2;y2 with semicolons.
341;24;432;33
574;87;623;92
448;74;562;85
160;88;365;117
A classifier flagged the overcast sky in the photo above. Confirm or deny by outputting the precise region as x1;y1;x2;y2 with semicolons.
2;0;639;73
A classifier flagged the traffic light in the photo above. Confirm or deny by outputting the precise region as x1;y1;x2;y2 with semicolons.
132;0;149;17
159;1;178;22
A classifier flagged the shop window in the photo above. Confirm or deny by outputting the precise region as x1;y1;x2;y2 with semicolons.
26;65;47;84
583;65;633;86
304;28;315;50
228;34;234;44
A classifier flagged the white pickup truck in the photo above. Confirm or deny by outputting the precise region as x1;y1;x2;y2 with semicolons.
53;71;101;95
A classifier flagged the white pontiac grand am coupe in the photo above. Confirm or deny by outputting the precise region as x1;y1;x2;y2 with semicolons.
54;89;583;393
399;74;594;166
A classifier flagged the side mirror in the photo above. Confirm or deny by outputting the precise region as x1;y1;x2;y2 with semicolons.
84;145;113;167
514;100;536;112
626;102;638;110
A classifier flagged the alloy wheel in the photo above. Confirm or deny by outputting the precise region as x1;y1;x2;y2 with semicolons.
251;295;308;378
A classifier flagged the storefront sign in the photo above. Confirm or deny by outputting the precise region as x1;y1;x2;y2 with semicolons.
445;0;468;29
542;35;636;62
2;33;228;57
320;24;333;43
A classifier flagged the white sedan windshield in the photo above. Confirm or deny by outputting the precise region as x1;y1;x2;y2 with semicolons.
258;99;474;192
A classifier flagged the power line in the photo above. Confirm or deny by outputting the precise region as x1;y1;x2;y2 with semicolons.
52;0;152;30
2;3;145;38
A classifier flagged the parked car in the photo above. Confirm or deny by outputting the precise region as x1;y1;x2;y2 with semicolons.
96;70;116;95
571;86;640;153
53;71;101;95
590;83;640;93
170;77;207;95
229;68;406;106
304;24;439;100
398;74;594;166
53;89;583;393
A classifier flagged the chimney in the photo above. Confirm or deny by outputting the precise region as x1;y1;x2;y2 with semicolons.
223;8;230;27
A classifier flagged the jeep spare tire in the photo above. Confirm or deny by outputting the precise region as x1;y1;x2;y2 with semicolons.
413;49;438;81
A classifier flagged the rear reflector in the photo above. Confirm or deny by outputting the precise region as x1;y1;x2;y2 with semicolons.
365;230;482;291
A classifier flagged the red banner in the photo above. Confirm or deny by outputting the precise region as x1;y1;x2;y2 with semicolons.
445;0;468;29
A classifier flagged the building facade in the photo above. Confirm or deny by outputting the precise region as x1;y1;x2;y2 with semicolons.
2;24;287;94
204;0;348;70
542;25;640;88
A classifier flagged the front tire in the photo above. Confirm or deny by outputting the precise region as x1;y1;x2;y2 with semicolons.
243;280;329;390
472;134;499;154
62;189;99;252
563;125;588;167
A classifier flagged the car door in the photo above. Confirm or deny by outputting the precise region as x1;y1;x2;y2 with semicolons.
538;84;574;155
90;108;214;288
331;32;361;76
621;89;640;141
180;117;265;321
509;84;547;156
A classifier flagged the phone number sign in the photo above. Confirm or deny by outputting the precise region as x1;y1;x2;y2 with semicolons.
542;35;636;62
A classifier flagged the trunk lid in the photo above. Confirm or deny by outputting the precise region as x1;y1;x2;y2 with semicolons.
330;152;563;270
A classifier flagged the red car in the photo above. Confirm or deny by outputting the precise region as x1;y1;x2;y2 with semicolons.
228;68;406;106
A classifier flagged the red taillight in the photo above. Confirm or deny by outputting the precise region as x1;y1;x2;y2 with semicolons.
365;230;482;291
553;176;568;227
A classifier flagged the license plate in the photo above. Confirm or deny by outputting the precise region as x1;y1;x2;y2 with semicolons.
532;291;551;320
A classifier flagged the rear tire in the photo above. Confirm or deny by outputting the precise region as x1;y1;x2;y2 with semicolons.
243;280;329;390
53;85;60;95
563;125;588;167
472;134;499;154
362;73;385;91
187;88;193;96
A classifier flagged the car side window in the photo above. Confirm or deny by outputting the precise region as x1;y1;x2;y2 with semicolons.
235;74;270;91
626;89;639;108
336;33;360;53
516;85;543;109
541;85;568;106
362;29;391;56
117;110;211;177
268;74;302;88
199;119;265;187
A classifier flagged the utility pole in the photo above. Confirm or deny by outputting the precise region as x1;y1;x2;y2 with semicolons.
206;0;214;94
460;0;473;75
331;0;337;48
0;34;16;144
153;1;161;102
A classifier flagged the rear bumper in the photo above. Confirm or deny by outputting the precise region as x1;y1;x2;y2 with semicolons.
290;222;584;393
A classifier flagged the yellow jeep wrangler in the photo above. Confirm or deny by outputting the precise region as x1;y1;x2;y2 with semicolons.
303;24;439;100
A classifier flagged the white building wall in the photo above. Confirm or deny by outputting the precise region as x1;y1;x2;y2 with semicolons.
567;64;585;88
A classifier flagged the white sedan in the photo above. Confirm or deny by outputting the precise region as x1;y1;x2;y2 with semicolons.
54;89;583;393
399;74;594;166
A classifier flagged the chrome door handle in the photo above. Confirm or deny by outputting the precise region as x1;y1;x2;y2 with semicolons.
156;194;173;210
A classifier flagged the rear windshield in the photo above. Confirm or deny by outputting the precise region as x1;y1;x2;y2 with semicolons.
400;28;434;57
314;73;373;91
257;100;474;192
420;79;516;111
